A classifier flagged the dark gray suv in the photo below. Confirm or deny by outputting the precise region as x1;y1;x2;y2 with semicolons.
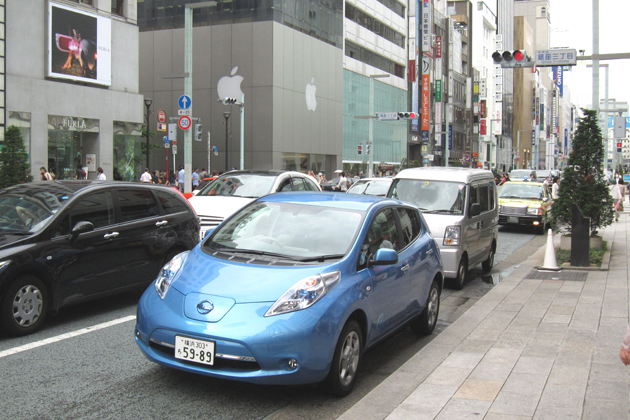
0;181;199;336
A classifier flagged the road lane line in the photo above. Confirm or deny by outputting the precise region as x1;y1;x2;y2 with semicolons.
0;315;136;359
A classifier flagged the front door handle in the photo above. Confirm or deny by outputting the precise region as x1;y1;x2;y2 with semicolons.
156;220;168;227
426;249;434;255
104;232;119;239
401;264;410;272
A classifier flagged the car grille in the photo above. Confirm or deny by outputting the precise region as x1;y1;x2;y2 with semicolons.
500;205;527;215
199;215;224;230
149;341;261;371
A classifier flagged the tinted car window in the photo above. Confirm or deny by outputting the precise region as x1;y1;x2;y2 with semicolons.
303;177;320;191
68;191;116;232
396;207;421;248
290;178;306;191
156;190;189;215
117;189;159;223
358;208;399;270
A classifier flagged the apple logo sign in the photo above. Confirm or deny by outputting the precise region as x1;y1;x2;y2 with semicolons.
305;77;317;111
217;66;244;101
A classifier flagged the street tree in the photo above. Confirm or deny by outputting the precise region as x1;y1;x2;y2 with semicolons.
551;108;613;233
0;126;33;189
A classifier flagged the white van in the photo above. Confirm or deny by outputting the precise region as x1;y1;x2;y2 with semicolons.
387;167;498;289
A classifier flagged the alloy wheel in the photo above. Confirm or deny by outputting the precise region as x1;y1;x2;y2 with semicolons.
338;331;360;387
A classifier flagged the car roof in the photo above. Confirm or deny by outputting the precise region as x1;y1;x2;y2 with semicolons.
258;191;404;211
219;170;309;177
502;181;544;186
395;167;493;183
0;180;177;197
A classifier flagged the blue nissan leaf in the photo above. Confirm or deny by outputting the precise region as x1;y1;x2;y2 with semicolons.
135;192;443;396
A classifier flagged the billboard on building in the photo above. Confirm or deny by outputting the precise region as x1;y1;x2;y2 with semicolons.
47;2;111;86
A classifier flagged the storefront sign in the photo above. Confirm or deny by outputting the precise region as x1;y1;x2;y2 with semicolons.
48;115;100;132
480;119;486;135
436;36;442;58
435;80;442;102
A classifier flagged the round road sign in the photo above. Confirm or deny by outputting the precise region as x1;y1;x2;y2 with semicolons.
157;109;166;123
178;116;192;130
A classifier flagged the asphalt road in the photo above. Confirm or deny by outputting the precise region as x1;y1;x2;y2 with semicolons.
0;227;545;420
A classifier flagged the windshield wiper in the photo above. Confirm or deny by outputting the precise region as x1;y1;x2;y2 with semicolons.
217;248;295;259
499;195;521;199
423;209;457;214
295;254;346;262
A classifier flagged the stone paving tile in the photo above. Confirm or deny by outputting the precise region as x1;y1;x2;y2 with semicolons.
582;399;630;420
454;339;496;355
512;356;554;376
424;365;473;388
501;372;548;396
488;391;541;417
484;414;532;420
482;348;523;366
541;313;572;324
585;379;630;403
435;398;492;419
589;362;630;383
386;404;441;420
547;365;589;387
441;351;485;369
532;404;582;420
453;378;504;401
537;384;586;411
469;360;514;382
546;304;576;315
397;383;458;411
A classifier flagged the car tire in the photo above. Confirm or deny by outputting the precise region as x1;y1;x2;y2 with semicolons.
325;320;362;397
410;279;440;335
482;243;495;273
0;275;48;337
451;256;467;290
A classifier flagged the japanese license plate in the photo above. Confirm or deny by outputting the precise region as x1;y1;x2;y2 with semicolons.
507;216;519;224
175;335;215;366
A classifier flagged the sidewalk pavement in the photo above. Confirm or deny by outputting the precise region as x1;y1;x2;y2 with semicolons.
340;215;629;420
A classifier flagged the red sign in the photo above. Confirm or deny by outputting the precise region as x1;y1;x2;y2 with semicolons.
480;100;486;118
421;74;430;131
157;109;166;123
480;119;487;135
409;59;416;83
436;36;442;58
178;116;192;130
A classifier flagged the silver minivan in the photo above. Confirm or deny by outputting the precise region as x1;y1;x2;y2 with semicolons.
388;167;498;289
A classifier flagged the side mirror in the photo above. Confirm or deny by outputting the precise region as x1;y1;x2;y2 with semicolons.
469;203;481;217
543;197;549;202
368;248;398;268
70;221;94;241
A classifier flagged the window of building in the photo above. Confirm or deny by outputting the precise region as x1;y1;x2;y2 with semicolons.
377;0;405;18
112;0;124;16
345;4;405;49
345;40;405;79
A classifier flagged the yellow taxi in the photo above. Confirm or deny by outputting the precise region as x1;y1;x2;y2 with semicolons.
498;181;551;233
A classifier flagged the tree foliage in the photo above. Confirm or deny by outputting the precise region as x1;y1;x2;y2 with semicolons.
551;109;613;233
0;126;33;189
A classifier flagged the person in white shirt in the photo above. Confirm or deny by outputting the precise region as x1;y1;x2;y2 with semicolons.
96;167;106;180
551;176;559;199
140;168;152;183
177;166;185;192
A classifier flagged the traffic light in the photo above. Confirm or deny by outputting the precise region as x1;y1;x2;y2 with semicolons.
397;112;418;120
492;50;534;68
617;142;622;153
194;124;203;141
357;144;363;155
222;97;238;105
366;144;371;155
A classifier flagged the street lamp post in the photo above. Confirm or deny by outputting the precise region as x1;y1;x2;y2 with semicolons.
223;112;230;171
144;98;153;169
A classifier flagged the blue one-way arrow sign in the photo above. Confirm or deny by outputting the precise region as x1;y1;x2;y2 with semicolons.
178;95;192;109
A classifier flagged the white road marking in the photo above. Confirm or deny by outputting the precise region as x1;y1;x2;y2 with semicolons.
0;315;136;359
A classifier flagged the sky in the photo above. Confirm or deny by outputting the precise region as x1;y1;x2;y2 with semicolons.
549;0;630;111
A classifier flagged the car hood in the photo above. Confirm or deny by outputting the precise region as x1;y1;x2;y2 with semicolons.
171;247;337;303
0;233;34;253
498;198;541;207
421;213;464;240
188;195;255;219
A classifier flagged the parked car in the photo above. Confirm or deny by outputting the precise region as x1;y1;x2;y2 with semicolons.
498;181;551;233
188;170;321;239
320;177;358;191
135;192;443;396
0;181;199;336
388;167;498;290
183;177;217;200
346;178;393;196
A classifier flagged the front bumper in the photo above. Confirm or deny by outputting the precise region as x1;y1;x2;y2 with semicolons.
435;240;461;279
134;285;340;386
498;213;543;227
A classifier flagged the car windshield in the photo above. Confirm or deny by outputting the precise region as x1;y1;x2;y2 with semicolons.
347;179;392;196
389;179;466;215
204;202;365;260
195;174;276;198
498;183;544;200
510;170;533;180
0;189;71;234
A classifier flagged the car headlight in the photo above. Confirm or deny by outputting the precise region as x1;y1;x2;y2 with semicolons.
265;271;341;317
154;251;189;299
443;226;460;246
527;207;542;215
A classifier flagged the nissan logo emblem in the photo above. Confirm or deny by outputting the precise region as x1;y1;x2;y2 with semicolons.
197;300;214;314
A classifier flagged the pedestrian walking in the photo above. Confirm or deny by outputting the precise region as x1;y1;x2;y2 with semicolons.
551;176;560;199
611;178;625;221
140;168;152;183
334;171;349;192
192;167;199;190
199;168;208;179
40;167;53;181
177;165;185;192
167;171;177;188
96;167;106;180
